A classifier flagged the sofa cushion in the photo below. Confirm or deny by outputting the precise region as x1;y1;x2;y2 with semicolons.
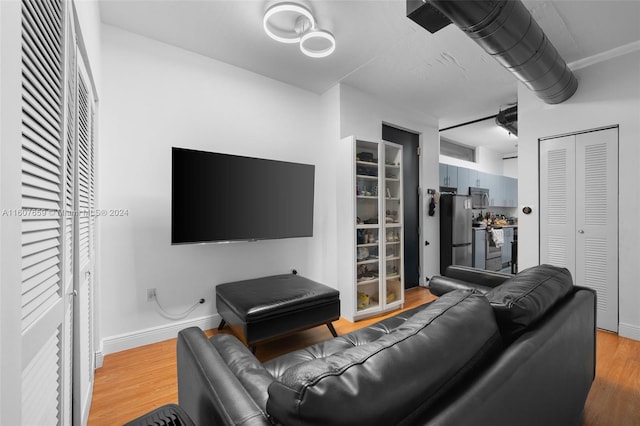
264;303;430;379
265;290;502;426
485;264;574;340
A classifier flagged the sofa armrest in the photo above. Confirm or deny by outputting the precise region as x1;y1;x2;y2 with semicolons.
177;327;272;426
425;288;596;426
428;276;494;296
444;265;512;287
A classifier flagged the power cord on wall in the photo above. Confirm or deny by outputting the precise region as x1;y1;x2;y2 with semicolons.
154;292;205;320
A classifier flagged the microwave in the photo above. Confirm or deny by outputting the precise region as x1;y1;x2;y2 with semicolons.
469;187;490;208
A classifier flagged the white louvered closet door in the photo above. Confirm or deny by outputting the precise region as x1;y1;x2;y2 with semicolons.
540;127;618;332
20;0;70;424
575;128;618;332
540;135;576;272
74;49;97;426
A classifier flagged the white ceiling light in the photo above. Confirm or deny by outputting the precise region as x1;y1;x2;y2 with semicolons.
300;29;336;58
263;2;335;58
263;3;315;44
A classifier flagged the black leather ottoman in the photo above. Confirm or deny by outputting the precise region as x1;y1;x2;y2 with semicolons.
216;274;340;352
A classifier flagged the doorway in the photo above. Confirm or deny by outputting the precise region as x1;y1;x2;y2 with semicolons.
382;124;420;288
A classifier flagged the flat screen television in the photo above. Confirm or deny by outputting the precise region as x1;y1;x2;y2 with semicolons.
171;147;315;244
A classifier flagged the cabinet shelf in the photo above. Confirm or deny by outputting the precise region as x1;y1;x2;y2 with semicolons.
357;301;380;313
356;174;378;181
356;224;379;229
357;258;379;266
357;242;379;248
385;223;402;228
385;256;401;262
356;160;378;168
356;223;380;229
357;195;378;199
357;278;379;286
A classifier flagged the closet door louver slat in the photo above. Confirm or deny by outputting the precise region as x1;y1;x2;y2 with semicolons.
77;71;91;268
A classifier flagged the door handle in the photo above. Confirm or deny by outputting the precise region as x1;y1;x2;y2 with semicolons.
578;229;585;234
69;290;78;297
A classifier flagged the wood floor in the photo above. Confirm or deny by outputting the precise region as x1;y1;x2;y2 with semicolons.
88;287;640;425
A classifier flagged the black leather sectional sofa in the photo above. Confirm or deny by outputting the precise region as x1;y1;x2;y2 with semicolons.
177;264;596;425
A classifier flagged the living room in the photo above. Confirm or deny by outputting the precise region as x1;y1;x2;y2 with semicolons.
1;0;639;425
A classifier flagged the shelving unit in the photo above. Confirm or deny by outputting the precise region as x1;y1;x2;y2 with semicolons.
338;136;404;322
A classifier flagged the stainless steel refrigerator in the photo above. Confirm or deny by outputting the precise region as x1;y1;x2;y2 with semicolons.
439;194;473;274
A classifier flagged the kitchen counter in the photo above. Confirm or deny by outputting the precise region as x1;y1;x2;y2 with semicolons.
472;224;518;229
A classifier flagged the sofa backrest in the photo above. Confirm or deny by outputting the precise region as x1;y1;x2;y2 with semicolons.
484;264;574;341
265;290;502;426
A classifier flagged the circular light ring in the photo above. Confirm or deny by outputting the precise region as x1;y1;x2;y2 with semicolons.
263;3;315;44
300;29;336;58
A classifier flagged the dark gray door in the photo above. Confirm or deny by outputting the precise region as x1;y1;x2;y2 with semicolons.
382;124;420;288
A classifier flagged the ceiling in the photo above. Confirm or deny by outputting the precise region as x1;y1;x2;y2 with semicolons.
99;0;640;154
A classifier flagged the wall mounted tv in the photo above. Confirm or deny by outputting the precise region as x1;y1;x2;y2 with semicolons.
171;147;315;244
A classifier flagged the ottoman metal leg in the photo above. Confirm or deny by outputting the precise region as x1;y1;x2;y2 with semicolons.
327;322;338;337
217;318;226;330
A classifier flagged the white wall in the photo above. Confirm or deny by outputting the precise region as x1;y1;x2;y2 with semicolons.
502;156;518;178
518;50;640;340
99;25;336;352
73;0;101;94
440;145;505;175
339;84;440;280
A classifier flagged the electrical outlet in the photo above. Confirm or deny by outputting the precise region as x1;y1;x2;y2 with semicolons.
146;288;156;302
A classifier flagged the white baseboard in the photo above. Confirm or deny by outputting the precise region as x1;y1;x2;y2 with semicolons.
619;322;640;341
101;313;221;355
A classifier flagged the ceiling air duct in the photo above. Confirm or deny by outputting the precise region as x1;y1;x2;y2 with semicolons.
495;104;518;135
407;0;578;104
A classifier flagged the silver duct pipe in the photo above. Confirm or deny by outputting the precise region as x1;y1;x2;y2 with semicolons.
409;0;578;104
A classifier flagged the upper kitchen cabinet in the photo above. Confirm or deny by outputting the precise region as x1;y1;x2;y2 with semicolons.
456;167;469;195
439;164;458;189
477;171;491;189
502;177;517;207
467;169;479;188
489;174;503;206
439;163;518;207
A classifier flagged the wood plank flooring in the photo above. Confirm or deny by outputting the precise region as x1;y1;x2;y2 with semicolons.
88;287;640;425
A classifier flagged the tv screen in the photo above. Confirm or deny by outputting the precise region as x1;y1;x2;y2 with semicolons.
171;147;315;244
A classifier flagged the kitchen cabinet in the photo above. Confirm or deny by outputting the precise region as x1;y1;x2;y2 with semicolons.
491;175;504;207
439;164;458;189
468;169;479;188
505;177;518;207
439;164;518;207
490;174;500;197
476;171;489;189
456;167;469;195
338;136;405;322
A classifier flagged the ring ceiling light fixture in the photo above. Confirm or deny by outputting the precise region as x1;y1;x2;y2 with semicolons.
300;29;336;58
263;2;336;58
